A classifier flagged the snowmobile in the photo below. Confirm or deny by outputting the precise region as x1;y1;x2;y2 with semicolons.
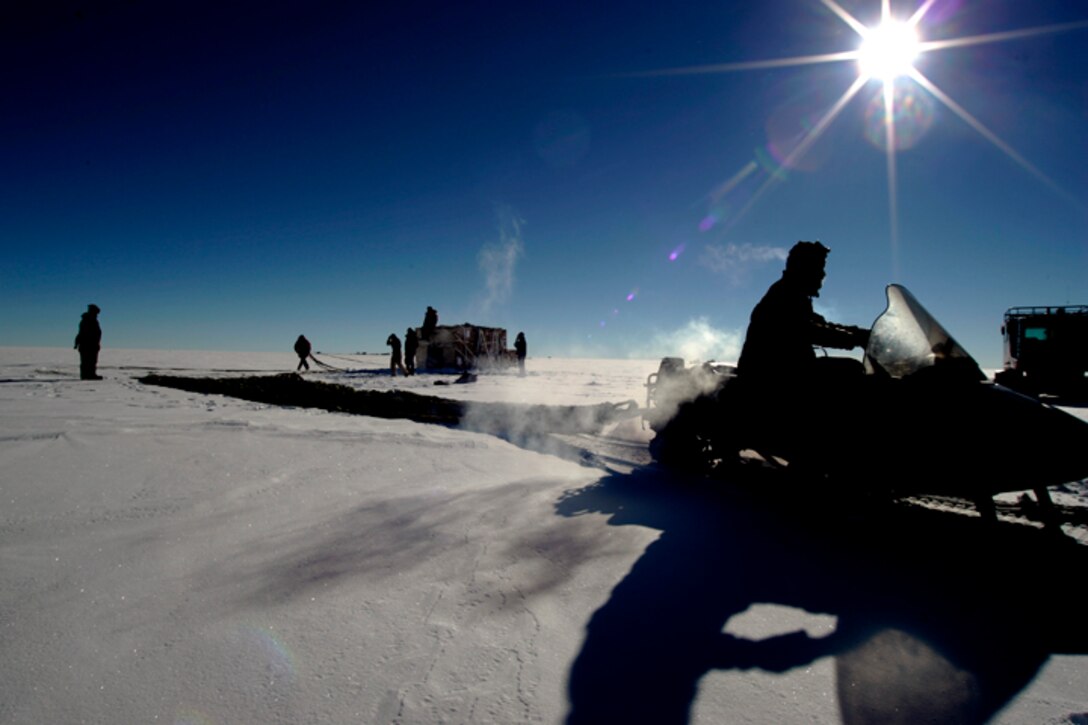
647;284;1088;525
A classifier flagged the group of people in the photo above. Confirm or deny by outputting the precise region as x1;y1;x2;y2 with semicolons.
289;307;436;377
75;297;531;381
79;242;860;388
386;328;418;377
382;305;436;376
383;307;530;378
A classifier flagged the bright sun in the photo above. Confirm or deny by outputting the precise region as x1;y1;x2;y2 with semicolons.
635;0;1086;264
858;20;920;80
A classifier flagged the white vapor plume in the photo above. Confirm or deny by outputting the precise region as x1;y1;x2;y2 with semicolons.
650;317;743;364
459;395;645;465
476;208;525;314
700;243;786;284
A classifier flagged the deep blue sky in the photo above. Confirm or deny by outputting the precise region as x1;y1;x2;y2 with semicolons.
3;0;1085;367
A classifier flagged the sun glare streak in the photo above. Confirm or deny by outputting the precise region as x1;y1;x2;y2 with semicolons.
774;74;869;177
820;0;868;37
883;80;901;279
734;75;869;225
919;20;1088;54
636;1;1087;263
708;161;759;204
907;68;1080;208
906;0;937;29
622;51;858;77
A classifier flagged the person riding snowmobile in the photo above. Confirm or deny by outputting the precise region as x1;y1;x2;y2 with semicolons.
737;241;869;385
733;240;870;470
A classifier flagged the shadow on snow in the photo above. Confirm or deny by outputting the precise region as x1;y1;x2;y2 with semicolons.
557;465;1088;725
136;371;1088;722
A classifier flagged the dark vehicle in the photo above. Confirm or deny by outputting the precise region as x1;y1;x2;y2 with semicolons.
994;304;1088;397
647;285;1088;526
412;323;517;371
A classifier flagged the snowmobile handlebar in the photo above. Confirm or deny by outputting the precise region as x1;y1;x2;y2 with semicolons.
818;322;870;350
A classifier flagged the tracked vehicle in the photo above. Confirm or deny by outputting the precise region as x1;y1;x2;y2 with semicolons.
994;304;1088;397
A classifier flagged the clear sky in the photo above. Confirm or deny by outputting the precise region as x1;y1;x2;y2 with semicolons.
3;0;1085;367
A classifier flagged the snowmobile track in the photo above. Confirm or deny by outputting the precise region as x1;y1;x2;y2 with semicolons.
559;433;1088;543
903;494;1088;542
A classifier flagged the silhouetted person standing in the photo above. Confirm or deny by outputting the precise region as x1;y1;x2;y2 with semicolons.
294;335;315;371
387;333;408;376
74;304;103;380
421;306;438;341
514;331;527;375
404;328;419;375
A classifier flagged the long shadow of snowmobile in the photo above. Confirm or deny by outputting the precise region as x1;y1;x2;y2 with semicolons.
559;464;1088;724
646;285;1088;529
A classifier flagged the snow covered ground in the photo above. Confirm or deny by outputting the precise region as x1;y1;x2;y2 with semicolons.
2;347;1087;724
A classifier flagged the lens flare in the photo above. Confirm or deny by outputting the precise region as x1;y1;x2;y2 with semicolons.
239;624;297;683
669;243;686;260
863;81;935;151
628;0;1087;271
754;145;791;181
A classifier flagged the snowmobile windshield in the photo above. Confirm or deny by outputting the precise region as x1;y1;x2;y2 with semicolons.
864;284;984;380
